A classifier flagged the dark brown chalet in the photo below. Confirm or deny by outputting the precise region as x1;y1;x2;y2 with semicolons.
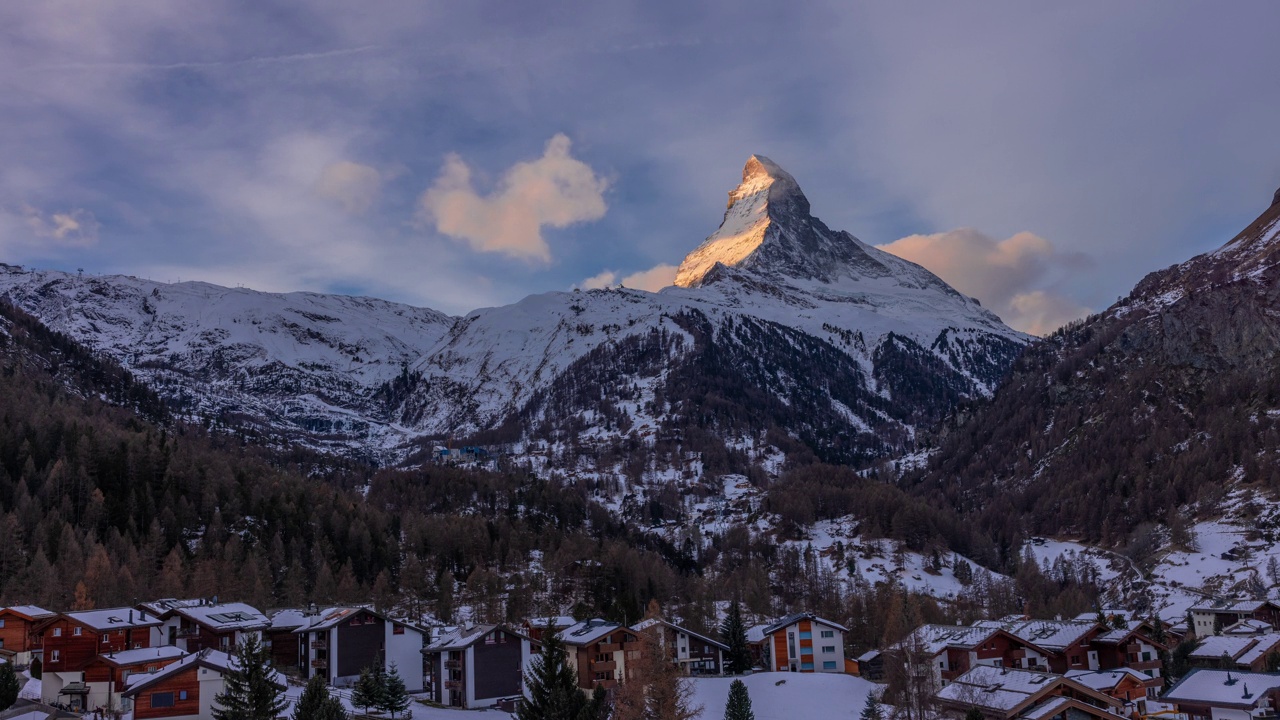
560;619;643;691
897;624;1056;684
84;646;187;713
139;599;270;653
1090;624;1170;696
0;605;54;665
36;607;163;710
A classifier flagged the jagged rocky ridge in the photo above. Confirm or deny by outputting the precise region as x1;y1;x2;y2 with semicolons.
0;157;1027;467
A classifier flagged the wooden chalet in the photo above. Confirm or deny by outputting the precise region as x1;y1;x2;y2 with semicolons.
122;648;285;720
138;599;269;653
1161;668;1280;720
0;605;54;666
559;618;643;690
36;607;163;711
935;665;1127;720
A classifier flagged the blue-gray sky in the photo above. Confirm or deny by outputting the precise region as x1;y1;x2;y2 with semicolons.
2;1;1278;333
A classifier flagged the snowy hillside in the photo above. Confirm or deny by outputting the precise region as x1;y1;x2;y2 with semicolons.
0;156;1026;466
690;671;879;720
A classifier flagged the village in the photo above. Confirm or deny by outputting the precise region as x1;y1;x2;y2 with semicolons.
2;595;1280;719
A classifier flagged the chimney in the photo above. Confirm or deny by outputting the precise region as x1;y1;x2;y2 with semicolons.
129;610;134;623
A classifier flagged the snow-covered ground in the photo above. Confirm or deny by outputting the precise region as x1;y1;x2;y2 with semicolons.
690;672;879;720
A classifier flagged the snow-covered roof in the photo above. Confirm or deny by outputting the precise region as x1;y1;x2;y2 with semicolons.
561;619;628;646
1224;619;1274;635
937;665;1119;716
1065;668;1147;692
64;607;163;631
0;605;54;620
1190;599;1277;614
95;646;187;667
631;618;728;650
137;598;207;617
269;608;308;630
1190;635;1259;662
1162;669;1280;708
527;616;576;629
174;602;269;632
122;648;284;697
857;650;881;662
762;612;848;636
745;623;770;644
1020;696;1073;720
427;622;532;650
900;624;997;655
1235;635;1280;668
293;607;371;632
999;620;1097;651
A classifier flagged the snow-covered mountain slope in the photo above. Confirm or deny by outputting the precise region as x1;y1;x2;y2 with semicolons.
0;267;453;456
0;156;1027;465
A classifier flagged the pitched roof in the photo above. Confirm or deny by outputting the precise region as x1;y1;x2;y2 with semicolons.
173;602;269;632
526;616;576;629
1190;635;1261;662
425;623;533;651
136;598;206;618
1162;669;1280;709
122;648;285;698
92;646;187;667
560;619;627;646
0;606;55;621
936;665;1120;716
745;623;770;644
62;607;163;631
899;624;1000;655
1065;668;1147;692
631;618;728;651
762;612;848;635
996;620;1098;651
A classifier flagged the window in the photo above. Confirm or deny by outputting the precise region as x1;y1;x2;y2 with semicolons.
53;627;62;637
820;630;834;638
50;650;60;662
0;619;5;628
0;639;4;649
823;661;837;670
73;627;82;636
1070;655;1081;664
102;634;110;644
394;624;405;635
179;691;188;701
822;646;836;654
151;692;175;708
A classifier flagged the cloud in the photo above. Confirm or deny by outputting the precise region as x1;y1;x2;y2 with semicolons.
878;228;1090;335
420;134;608;263
314;161;382;215
0;204;100;252
579;263;678;293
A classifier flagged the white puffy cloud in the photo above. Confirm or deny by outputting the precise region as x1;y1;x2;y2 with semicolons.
314;161;382;215
878;228;1091;335
420;134;608;263
0;204;100;253
579;263;677;293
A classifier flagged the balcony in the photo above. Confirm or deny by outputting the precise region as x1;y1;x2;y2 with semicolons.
311;639;327;651
591;661;617;673
177;628;201;638
444;680;463;691
444;659;461;670
1128;660;1161;672
312;658;328;669
598;643;622;653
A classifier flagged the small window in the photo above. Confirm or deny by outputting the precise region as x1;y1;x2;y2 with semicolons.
53;628;62;637
822;646;836;653
151;692;175;708
0;639;4;649
394;624;405;635
0;619;6;628
823;661;837;670
51;650;60;662
821;630;834;638
74;627;82;636
102;634;110;644
180;690;188;701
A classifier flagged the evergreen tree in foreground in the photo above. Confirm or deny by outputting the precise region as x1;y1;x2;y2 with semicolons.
291;674;349;720
720;600;753;675
724;679;755;720
517;628;589;720
212;635;288;720
0;663;19;711
859;693;882;720
351;665;387;716
383;663;412;718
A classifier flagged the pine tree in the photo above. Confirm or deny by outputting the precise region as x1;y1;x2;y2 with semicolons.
858;693;881;720
212;635;288;720
579;685;610;720
291;674;348;720
0;663;19;711
517;629;588;720
351;665;386;716
720;601;753;674
382;663;412;718
724;679;755;720
964;708;985;720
